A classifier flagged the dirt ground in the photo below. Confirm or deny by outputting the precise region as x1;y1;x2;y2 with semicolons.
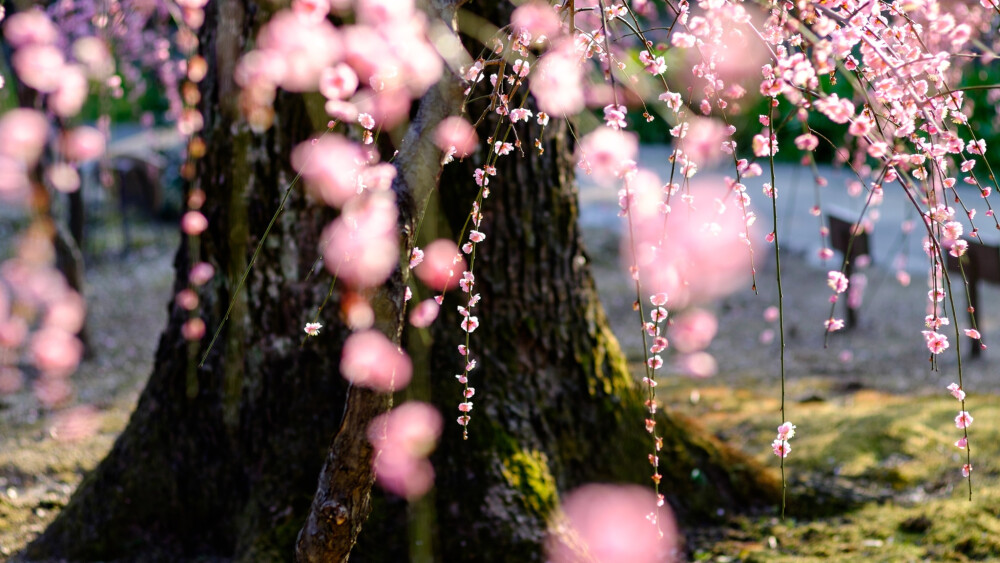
1;219;998;560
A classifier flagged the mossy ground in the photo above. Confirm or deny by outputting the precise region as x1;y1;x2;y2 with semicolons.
654;374;1000;562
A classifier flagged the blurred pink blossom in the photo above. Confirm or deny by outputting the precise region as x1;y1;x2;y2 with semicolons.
181;211;209;236
181;318;206;341
3;10;59;48
579;127;638;181
547;484;678;563
49;65;89;117
322;195;399;288
532;38;584;117
367;401;442;499
12;44;65;93
414;239;465;291
255;11;342;92
0;109;49;166
61;127;106;162
189;262;216;286
30;327;83;378
44;291;86;334
319;63;359;100
511;1;562;40
628;179;754;308
669;308;718;353
341;329;412;391
409;299;440;328
292;135;366;208
435;116;478;159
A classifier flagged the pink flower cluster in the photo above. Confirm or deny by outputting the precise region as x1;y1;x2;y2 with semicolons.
771;421;796;458
367;401;442;499
947;383;973;479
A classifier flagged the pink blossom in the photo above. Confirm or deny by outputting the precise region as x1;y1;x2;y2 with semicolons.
827;271;849;293
30;327;83;378
3;9;59;48
962;464;973;478
922;331;950;355
964;329;981;340
0;109;48;165
12;44;65;93
189;262;216;286
254;11;342;92
763;306;779;323
292;0;330;23
531;38;584;117
815;94;855;124
771;439;791;458
678;351;717;378
303;322;322;336
670;308;717;354
546;484;677;563
629;179;752;309
603;104;628;130
578;127;638;181
319;63;359;100
460;315;479;333
181;318;206;340
409;299;440;328
358;113;376;130
50;65;88;118
795;133;819;151
341;329;412;391
511;1;562;40
368;401;442;499
825;318;845;332
44;291;86;334
181;211;209;236
777;421;796;441
323;196;399;289
955;411;973;429
468;230;485;243
413;239;464;290
292;135;366;208
61;127;106;162
434;116;478;158
176;289;199;311
409;247;424;269
955;437;968;449
947;382;966;401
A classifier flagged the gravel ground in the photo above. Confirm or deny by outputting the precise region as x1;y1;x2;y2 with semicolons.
0;226;176;557
584;223;1000;397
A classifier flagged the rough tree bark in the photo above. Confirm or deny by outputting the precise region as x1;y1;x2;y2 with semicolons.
27;0;359;559
25;1;777;561
352;2;780;561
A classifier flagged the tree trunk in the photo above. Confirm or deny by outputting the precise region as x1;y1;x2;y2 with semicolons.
351;3;780;561
27;1;352;559
26;1;778;561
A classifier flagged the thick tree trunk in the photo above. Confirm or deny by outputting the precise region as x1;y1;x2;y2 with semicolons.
351;4;780;561
26;1;351;560
353;96;780;563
